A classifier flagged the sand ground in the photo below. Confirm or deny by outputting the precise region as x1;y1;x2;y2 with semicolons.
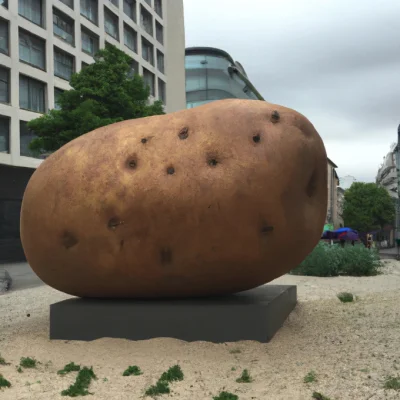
1;260;400;400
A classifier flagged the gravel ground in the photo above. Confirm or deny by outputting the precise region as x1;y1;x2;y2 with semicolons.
1;260;400;400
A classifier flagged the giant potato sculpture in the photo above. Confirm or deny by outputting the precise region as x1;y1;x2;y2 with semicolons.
20;99;327;298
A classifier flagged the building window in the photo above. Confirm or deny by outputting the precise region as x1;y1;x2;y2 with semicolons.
53;8;75;45
19;30;46;70
142;68;155;96
0;67;9;104
20;121;39;158
140;6;153;36
81;61;89;70
0;19;9;55
127;58;139;77
155;21;163;45
19;75;46;113
60;0;73;8
54;88;64;110
104;7;119;40
54;48;74;81
123;0;136;21
142;38;154;65
80;0;98;24
0;116;9;153
19;0;43;27
110;0;119;7
157;50;164;74
0;1;8;9
158;78;165;104
124;24;137;52
154;0;162;17
144;0;151;5
81;27;99;55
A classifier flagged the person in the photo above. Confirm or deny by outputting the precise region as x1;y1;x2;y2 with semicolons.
366;233;373;249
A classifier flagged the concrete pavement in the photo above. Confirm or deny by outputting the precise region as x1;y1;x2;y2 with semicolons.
0;262;44;292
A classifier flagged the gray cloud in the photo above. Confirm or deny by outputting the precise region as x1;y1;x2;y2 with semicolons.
184;0;400;182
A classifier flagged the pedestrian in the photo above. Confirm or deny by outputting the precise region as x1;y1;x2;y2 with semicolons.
366;233;373;249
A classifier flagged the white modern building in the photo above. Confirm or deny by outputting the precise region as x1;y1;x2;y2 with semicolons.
0;0;186;262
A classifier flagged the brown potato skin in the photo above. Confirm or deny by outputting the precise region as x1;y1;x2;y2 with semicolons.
20;99;327;298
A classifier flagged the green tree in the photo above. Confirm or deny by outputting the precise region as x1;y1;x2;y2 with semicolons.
343;182;395;232
28;44;164;154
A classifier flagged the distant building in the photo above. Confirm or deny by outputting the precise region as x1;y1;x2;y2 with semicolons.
327;158;342;229
376;143;398;199
185;46;263;108
376;143;398;246
337;186;345;228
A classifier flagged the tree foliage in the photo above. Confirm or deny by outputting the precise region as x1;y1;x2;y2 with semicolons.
28;44;164;153
342;182;395;232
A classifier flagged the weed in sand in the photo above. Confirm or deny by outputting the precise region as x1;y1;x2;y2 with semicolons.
159;365;184;383
20;357;37;369
312;392;331;400
145;380;170;396
231;367;236;371
236;369;253;383
61;366;97;397
337;292;354;303
0;375;11;389
123;365;142;377
360;368;369;373
213;392;239;400
229;349;241;354
0;354;10;366
58;362;81;376
16;366;22;373
304;370;317;383
144;365;183;396
384;376;400;391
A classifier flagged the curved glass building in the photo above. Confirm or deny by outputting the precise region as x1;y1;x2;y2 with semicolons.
185;47;264;109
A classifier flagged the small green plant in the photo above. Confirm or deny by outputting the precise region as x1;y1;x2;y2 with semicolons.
236;369;253;383
304;370;317;383
144;365;183;397
229;348;241;354
159;365;184;383
20;357;37;369
231;367;236;371
61;366;97;397
58;362;81;375
213;392;238;400
0;354;10;366
337;292;354;303
312;392;331;400
0;374;11;389
145;380;170;396
17;366;22;373
384;376;400;391
123;365;142;376
291;242;381;277
103;378;108;382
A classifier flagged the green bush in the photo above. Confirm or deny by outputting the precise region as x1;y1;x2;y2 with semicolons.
291;242;381;277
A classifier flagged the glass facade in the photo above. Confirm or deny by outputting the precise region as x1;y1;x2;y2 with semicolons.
185;48;263;109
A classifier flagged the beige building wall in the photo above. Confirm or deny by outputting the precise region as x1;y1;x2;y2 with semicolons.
164;0;185;112
0;0;186;171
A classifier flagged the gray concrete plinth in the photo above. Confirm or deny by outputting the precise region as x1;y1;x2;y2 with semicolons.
50;285;297;343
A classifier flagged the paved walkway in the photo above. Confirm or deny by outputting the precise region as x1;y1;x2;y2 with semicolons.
0;262;43;291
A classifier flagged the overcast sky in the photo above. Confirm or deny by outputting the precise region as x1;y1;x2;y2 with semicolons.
183;0;400;186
